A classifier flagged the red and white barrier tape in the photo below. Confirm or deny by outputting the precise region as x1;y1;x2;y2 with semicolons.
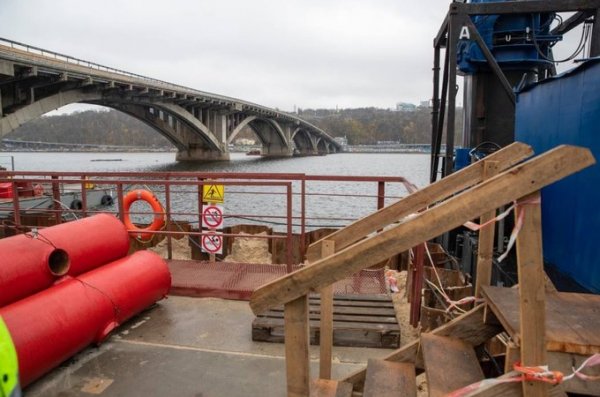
446;354;600;397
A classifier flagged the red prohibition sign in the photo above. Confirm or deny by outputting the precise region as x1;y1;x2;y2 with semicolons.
202;233;222;253
202;205;223;229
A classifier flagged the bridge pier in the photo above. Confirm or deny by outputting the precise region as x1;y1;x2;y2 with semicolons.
261;145;293;158
176;146;230;162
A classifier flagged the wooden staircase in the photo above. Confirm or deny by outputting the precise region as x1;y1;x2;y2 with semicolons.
311;333;486;397
249;143;596;397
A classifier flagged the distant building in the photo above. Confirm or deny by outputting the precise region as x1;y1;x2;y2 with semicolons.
419;100;432;108
396;102;417;112
334;136;348;147
234;138;256;146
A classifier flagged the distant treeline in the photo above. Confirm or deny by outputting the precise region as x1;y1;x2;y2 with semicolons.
6;107;463;147
7;110;171;147
299;107;463;145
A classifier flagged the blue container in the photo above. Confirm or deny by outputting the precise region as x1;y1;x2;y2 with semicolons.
454;148;472;171
515;59;600;293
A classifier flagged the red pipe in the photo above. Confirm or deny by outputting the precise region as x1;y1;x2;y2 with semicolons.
0;250;170;387
0;214;130;306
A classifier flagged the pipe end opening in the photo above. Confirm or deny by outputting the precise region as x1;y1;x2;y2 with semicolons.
48;249;70;276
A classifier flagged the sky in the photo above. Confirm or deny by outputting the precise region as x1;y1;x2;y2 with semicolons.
0;1;589;114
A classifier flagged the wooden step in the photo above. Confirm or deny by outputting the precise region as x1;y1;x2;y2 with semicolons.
421;334;484;397
362;359;417;397
310;379;353;397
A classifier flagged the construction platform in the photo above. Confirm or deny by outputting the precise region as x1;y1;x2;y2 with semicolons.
24;296;395;397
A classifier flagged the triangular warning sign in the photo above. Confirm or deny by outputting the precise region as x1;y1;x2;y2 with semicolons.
202;184;225;203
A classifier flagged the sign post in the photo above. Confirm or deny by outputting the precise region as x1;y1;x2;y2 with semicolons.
201;183;225;261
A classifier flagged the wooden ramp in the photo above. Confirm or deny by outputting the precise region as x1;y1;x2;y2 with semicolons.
482;286;600;355
362;359;416;397
252;294;400;348
421;334;484;397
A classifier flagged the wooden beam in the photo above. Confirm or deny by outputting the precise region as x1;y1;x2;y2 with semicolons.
341;305;502;391
251;145;594;315
306;142;533;263
475;160;500;297
319;240;335;379
515;191;547;397
284;296;310;397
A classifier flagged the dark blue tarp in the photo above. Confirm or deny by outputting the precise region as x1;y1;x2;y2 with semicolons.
515;58;600;293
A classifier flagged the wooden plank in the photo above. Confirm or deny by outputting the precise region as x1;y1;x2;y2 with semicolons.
341;305;501;391
482;286;600;355
421;334;485;397
306;142;533;262
310;379;353;397
251;145;595;315
252;317;400;348
257;310;397;325
475;160;500;297
285;296;310;397
547;351;600;396
505;341;521;374
319;240;335;379
515;191;546;397
362;359;417;397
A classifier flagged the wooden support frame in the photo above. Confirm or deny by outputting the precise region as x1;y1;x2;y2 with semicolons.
319;240;335;379
284;296;310;397
515;191;547;397
306;142;533;263
475;160;500;297
251;145;594;315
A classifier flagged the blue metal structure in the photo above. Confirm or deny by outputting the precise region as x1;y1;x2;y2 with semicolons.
515;59;600;293
457;0;562;74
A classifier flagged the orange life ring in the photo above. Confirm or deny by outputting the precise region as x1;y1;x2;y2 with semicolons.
123;189;165;241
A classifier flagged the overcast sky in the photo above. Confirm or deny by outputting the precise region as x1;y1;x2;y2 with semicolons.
0;1;587;113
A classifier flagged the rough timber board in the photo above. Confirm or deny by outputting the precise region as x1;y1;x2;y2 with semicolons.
482;286;600;355
310;379;353;397
341;305;502;392
421;334;484;397
362;359;416;397
252;294;400;348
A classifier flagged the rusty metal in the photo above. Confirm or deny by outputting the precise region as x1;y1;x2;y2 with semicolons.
409;243;425;327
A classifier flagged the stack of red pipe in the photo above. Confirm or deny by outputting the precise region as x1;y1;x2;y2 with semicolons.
0;214;171;387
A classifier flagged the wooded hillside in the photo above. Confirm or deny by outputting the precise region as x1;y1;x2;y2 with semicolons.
6;106;462;146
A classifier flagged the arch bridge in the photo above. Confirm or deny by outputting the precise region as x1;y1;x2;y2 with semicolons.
0;38;341;161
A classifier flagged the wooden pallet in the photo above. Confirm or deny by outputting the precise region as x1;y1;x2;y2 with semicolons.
252;294;400;348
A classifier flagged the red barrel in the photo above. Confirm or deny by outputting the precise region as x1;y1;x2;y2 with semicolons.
0;250;170;387
0;214;130;306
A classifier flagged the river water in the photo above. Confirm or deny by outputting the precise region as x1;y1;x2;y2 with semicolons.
2;151;430;231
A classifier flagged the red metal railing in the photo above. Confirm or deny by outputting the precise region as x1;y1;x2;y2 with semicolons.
0;171;416;271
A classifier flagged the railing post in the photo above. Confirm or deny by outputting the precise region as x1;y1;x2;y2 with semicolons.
474;160;499;297
284;296;310;397
515;191;547;397
165;178;172;260
377;180;385;210
319;240;335;379
409;243;425;327
286;183;293;273
51;175;61;224
80;175;88;218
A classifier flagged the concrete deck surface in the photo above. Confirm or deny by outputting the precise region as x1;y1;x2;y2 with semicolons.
25;296;394;397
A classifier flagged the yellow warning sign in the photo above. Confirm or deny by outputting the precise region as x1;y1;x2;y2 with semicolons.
202;184;225;203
